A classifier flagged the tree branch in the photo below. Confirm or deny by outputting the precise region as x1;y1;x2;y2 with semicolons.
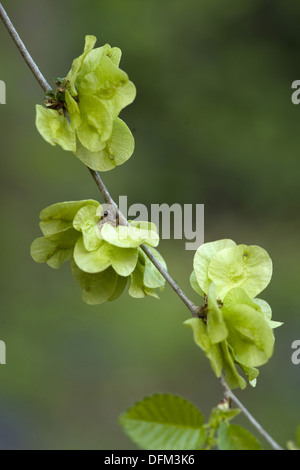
0;3;51;93
88;168;200;317
220;375;283;450
0;2;283;450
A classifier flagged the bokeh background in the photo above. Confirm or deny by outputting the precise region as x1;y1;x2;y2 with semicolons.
0;0;299;449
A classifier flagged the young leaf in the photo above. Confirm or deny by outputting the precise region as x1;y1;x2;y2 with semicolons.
120;394;206;450
217;422;262;450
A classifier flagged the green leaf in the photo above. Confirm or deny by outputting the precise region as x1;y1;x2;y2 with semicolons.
208;244;273;300
184;318;223;378
36;105;76;152
120;394;206;450
39;199;99;236
71;261;118;305
75;118;134;171
193;239;236;296
217;422;262;450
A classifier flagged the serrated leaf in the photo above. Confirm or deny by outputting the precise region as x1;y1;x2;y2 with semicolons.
36;105;76;152
120;394;206;450
217;422;262;450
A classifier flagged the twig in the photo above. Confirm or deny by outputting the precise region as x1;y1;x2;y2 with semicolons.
220;375;283;450
0;3;51;93
89;168;200;317
0;2;283;450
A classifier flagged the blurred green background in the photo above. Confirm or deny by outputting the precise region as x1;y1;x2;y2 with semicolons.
0;0;299;450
